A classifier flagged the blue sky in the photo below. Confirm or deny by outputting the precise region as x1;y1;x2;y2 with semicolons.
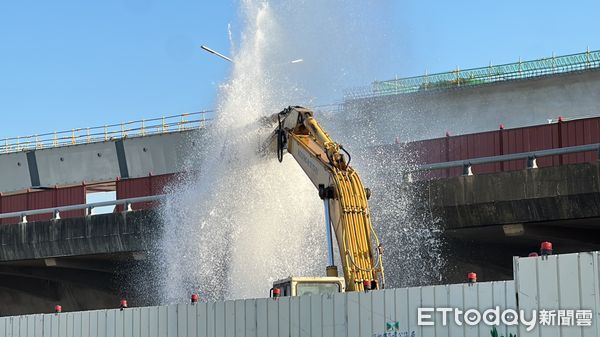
1;0;598;138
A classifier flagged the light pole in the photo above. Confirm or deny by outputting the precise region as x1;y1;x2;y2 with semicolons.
200;45;303;67
200;45;233;63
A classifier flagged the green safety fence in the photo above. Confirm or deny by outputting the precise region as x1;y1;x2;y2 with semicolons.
348;49;600;99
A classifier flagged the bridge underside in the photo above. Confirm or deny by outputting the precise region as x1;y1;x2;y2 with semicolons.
0;259;122;316
0;210;159;316
411;161;600;281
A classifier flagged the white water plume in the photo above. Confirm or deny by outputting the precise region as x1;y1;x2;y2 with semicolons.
156;2;327;303
149;0;441;303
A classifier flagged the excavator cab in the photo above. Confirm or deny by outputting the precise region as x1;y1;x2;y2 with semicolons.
271;277;345;297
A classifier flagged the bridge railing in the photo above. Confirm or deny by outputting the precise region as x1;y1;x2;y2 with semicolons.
1;112;211;154
404;143;600;181
0;194;167;224
347;49;600;99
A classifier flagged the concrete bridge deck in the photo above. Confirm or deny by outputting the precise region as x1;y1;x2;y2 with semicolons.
424;161;600;244
0;210;158;316
0;210;158;262
404;161;600;281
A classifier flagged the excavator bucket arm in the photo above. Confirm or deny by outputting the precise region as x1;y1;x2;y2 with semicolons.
267;106;385;292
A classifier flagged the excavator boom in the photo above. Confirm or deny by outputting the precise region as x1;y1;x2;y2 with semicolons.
268;106;385;292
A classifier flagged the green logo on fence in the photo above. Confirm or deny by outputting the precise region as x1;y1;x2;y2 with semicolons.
374;322;415;337
490;326;517;337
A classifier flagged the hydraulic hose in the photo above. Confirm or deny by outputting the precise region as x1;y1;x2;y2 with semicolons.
277;114;287;163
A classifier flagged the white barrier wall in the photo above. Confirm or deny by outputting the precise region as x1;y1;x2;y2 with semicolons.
0;281;515;337
9;251;600;336
515;251;600;337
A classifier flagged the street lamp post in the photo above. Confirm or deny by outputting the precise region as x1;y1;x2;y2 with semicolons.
200;45;303;67
200;45;233;63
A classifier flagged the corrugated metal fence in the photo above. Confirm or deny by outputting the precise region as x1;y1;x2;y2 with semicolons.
0;281;515;337
116;173;177;211
0;174;177;224
0;186;86;224
515;251;600;337
406;116;600;179
6;251;600;336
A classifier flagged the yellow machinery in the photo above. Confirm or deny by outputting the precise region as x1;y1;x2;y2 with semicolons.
267;106;385;293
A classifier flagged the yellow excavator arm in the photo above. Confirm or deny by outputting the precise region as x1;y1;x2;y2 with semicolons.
269;106;385;291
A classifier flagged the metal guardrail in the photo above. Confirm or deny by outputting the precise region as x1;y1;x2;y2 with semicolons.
1;112;212;155
0;104;344;155
407;143;600;177
0;194;166;223
347;49;600;99
2;144;598;221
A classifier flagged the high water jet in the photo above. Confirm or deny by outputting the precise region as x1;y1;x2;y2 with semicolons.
150;0;443;303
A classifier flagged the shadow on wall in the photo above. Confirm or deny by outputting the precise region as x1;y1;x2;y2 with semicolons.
0;275;119;317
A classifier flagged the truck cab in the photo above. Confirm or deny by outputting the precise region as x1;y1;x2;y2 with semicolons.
271;277;345;297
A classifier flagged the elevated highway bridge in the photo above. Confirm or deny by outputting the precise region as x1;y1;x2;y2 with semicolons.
337;49;600;142
2;50;600;316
